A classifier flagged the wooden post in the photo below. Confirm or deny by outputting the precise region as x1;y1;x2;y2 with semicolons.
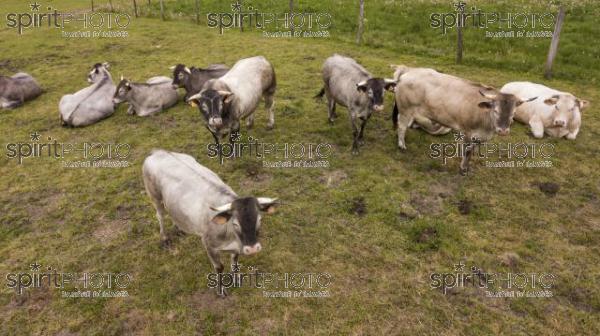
195;0;200;25
356;0;364;44
544;7;566;79
133;0;138;17
108;0;114;12
91;0;95;12
456;6;464;64
239;0;244;32
289;0;294;34
159;0;165;20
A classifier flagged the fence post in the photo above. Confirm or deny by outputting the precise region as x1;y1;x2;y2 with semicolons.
159;0;165;20
195;0;200;25
133;0;138;17
91;0;95;12
544;7;566;79
108;0;114;12
356;0;364;44
456;6;464;64
289;0;294;34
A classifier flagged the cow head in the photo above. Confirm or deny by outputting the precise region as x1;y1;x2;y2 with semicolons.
479;90;537;136
356;78;396;112
170;64;192;90
187;89;234;129
211;197;278;255
112;76;131;105
543;94;589;128
88;62;110;84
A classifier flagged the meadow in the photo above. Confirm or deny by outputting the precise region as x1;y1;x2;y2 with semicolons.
0;0;599;335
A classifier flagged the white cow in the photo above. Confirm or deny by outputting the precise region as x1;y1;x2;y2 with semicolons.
500;82;588;139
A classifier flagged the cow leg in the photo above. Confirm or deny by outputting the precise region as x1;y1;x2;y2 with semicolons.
205;246;227;296
528;118;544;139
126;105;135;115
327;96;337;124
357;115;370;146
349;112;360;155
265;94;275;130
230;121;241;143
246;113;254;129
460;142;474;176
230;254;240;287
395;110;414;150
1;100;21;109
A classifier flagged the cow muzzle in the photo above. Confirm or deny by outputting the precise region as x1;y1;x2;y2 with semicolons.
372;104;384;112
496;127;510;136
242;243;262;255
553;119;566;127
209;117;223;128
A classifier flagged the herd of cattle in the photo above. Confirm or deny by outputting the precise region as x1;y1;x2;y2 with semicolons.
0;54;589;294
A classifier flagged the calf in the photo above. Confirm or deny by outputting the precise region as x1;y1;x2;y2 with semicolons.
316;54;396;154
113;76;178;116
186;56;276;144
142;149;278;296
59;63;116;127
0;72;43;109
500;81;588;139
392;65;536;174
170;63;229;101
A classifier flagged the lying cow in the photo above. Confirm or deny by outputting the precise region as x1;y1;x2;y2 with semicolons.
142;149;278;296
170;63;229;101
316;54;396;154
113;76;178;116
0;72;43;109
500;81;588;139
392;65;536;174
186;56;276;144
59;63;116;127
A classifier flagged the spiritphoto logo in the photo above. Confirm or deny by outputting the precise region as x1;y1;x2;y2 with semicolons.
430;1;555;36
207;263;333;298
4;131;131;168
430;261;555;298
5;262;131;298
207;134;332;168
5;2;131;37
429;132;555;169
207;1;332;37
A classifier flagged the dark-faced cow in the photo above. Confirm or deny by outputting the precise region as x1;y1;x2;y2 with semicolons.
170;64;229;101
59;63;116;127
316;54;396;154
0;73;43;109
500;81;588;139
391;65;537;175
142;149;278;296
113;76;178;116
186;56;276;144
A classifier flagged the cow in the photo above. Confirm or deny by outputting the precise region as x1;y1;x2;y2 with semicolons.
142;149;278;296
170;63;229;101
391;65;537;175
0;72;43;109
112;76;178;116
316;54;396;154
186;56;276;144
500;82;588;139
59;63;116;127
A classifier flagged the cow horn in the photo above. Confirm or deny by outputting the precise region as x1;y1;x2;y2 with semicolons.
169;66;176;70
523;96;538;103
384;78;397;85
257;197;278;205
186;93;202;102
356;80;367;88
184;67;191;74
217;90;233;97
120;74;124;81
211;203;232;213
102;62;110;70
479;90;497;100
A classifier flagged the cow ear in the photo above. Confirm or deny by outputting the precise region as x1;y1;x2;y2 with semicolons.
218;91;234;103
544;95;559;105
212;212;232;225
478;101;493;109
257;197;278;214
517;96;537;106
384;79;397;92
578;99;589;110
356;81;368;93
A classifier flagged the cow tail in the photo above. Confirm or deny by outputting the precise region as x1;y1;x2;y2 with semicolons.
392;101;399;129
314;87;325;100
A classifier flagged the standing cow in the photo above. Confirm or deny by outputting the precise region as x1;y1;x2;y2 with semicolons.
186;56;276;144
500;82;588;139
142;149;278;296
0;72;43;109
170;63;229;101
316;54;396;154
391;65;536;175
113;76;178;116
59;63;116;127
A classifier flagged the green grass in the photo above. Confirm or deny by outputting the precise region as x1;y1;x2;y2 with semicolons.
1;0;599;335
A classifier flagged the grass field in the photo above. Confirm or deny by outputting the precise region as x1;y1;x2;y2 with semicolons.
1;0;599;335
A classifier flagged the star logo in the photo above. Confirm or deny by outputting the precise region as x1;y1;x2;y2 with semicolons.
30;131;41;141
30;2;41;11
231;1;242;12
453;261;465;272
453;132;465;142
453;1;466;12
30;262;41;271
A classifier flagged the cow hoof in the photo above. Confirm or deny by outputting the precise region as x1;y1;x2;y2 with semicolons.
174;227;186;237
160;238;172;249
351;148;359;155
217;288;229;297
328;118;335;125
266;124;274;131
398;144;407;151
358;139;365;146
459;168;468;176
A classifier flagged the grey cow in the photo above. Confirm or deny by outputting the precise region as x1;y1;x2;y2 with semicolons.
59;63;116;127
170;64;229;101
113;76;178;116
316;54;396;154
142;149;278;296
0;72;43;109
